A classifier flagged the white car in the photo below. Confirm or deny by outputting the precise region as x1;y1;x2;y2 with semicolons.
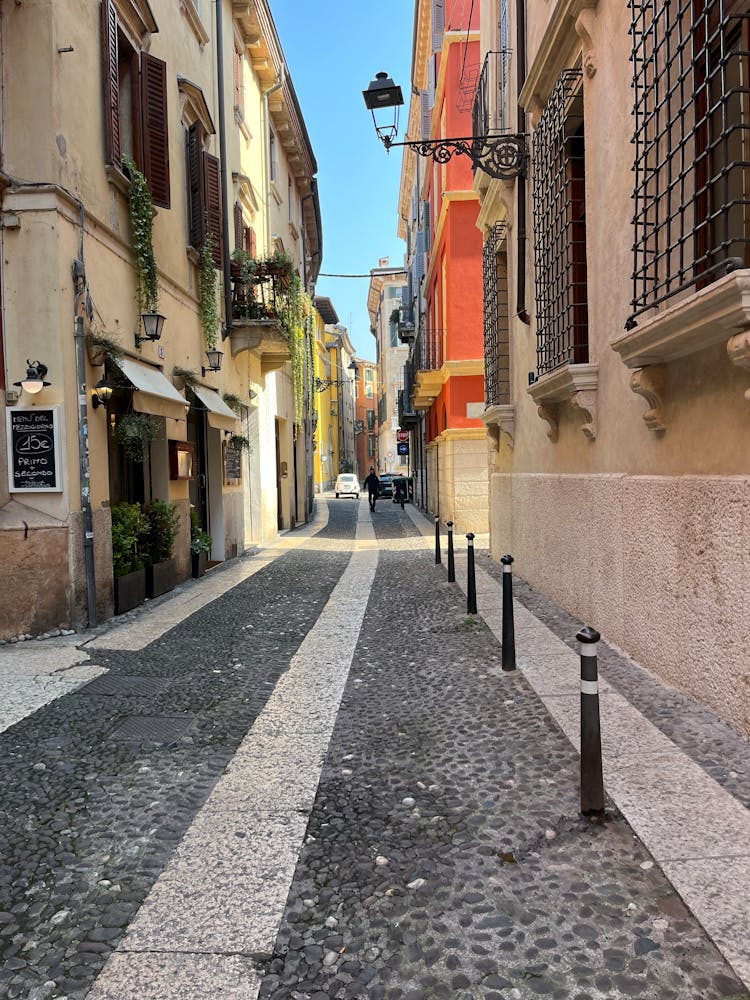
335;473;360;498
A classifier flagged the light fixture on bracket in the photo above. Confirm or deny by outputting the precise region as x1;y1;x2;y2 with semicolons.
202;348;223;376
134;311;166;348
92;376;114;409
13;360;51;395
362;71;528;182
314;359;360;393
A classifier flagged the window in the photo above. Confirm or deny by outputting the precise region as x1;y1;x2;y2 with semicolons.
532;68;588;376
367;435;376;458
483;222;510;405
186;122;223;264
365;368;374;397
233;46;245;117
101;0;170;208
630;0;750;321
367;409;375;430
233;201;256;256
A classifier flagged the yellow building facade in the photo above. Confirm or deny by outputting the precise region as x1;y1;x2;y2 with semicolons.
0;0;321;637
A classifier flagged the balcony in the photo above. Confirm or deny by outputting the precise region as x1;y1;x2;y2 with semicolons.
398;307;416;343
398;387;419;429
411;329;444;410
472;51;510;140
227;261;292;376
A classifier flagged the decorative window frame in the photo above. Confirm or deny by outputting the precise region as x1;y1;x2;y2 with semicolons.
179;0;209;48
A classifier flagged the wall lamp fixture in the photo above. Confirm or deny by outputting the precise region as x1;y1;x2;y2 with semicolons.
362;71;528;181
13;360;51;395
134;311;166;349
315;360;359;393
92;377;114;409
202;348;224;376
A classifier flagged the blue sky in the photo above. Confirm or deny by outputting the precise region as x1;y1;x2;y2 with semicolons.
270;0;414;361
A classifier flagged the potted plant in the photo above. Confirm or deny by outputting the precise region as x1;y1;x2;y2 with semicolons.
111;501;146;614
190;507;212;578
86;331;124;367
115;412;158;463
142;498;180;598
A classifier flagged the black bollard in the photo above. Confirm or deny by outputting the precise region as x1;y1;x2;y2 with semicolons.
434;515;441;564
447;521;455;582
500;554;516;671
466;532;477;614
577;625;605;817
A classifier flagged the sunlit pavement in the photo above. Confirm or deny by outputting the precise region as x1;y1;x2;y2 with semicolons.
0;498;748;999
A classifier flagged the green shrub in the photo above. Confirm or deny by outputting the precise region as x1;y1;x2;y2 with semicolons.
111;502;146;577
142;499;180;565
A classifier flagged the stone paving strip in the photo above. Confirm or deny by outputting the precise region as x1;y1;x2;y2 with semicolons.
404;503;750;988
83;503;332;653
0;637;106;735
86;504;378;999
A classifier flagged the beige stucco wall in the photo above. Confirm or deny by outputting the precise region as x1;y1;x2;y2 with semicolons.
427;431;489;533
490;472;750;736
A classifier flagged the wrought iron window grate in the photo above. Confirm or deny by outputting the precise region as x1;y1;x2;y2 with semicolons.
532;68;588;376
483;222;510;405
630;0;750;322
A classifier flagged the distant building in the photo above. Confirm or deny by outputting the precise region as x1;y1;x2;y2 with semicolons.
353;360;378;480
367;262;408;475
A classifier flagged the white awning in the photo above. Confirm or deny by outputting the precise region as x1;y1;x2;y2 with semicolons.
114;357;188;421
192;385;239;431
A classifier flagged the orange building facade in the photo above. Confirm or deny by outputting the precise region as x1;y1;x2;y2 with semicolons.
399;1;489;530
353;360;378;481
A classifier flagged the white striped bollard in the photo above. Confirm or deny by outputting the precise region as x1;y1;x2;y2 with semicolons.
577;625;605;817
500;554;516;671
447;521;455;582
434;515;441;564
466;533;477;614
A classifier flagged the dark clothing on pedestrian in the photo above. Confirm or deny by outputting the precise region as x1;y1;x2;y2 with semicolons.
363;471;380;511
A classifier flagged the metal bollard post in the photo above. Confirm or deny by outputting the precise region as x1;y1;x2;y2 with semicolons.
446;521;455;582
434;515;441;564
500;554;516;671
577;626;605;817
466;532;477;614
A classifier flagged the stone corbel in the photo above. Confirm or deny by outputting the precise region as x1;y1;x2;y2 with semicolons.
575;9;596;78
570;389;597;440
630;365;667;431
537;403;560;442
482;403;516;450
726;330;750;401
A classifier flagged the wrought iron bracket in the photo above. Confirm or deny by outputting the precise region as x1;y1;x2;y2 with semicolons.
382;133;528;181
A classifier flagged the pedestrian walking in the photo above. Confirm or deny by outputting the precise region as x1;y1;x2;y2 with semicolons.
363;466;380;512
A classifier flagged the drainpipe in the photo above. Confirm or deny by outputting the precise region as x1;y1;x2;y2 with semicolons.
215;0;233;337
263;63;285;253
516;0;530;324
74;304;97;628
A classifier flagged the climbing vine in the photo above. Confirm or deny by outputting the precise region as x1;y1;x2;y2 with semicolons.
123;156;158;314
199;234;218;349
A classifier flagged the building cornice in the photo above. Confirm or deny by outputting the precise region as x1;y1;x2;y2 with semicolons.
519;0;598;112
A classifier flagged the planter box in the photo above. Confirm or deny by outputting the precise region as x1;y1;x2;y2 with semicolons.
114;567;146;615
191;551;208;578
145;558;175;599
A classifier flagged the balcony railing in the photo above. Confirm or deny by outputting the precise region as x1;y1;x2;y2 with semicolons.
398;387;418;427
398;307;415;342
231;264;290;323
472;50;510;139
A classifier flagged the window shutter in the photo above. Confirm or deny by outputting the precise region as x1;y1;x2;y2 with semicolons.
420;90;431;140
101;0;121;166
415;230;426;284
427;56;436;110
244;225;257;257
432;0;445;51
202;151;223;266
186;122;203;249
141;52;170;208
234;201;243;250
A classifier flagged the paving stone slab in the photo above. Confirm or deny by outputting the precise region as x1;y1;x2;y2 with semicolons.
87;952;262;999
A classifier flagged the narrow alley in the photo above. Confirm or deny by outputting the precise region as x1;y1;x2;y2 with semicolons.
0;500;748;1000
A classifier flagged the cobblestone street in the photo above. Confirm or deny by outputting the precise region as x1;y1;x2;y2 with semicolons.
0;499;748;1000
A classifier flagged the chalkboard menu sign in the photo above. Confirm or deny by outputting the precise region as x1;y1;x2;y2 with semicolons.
223;443;242;485
7;407;62;493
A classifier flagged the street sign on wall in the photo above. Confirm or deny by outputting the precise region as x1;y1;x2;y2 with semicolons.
397;442;409;456
396;429;409;442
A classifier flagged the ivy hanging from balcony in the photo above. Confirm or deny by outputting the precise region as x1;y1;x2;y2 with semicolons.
199;234;219;350
123;157;159;314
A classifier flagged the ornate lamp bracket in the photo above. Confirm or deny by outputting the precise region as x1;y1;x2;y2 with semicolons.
384;134;529;182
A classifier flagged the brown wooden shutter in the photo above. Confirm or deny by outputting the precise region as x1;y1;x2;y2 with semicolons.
234;201;243;250
202;151;223;266
244;225;256;257
101;0;121;166
186;122;203;249
141;52;170;208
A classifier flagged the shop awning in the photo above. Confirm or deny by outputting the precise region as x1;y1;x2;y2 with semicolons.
114;357;188;421
192;385;239;431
